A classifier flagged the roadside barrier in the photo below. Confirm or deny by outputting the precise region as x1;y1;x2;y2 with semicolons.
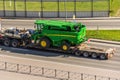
0;61;119;80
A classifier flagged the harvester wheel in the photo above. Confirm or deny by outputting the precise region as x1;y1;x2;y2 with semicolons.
83;51;89;57
91;52;98;59
4;39;10;47
40;38;51;48
11;39;20;48
61;42;70;51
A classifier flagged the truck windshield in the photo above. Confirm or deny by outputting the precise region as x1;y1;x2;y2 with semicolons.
37;24;43;31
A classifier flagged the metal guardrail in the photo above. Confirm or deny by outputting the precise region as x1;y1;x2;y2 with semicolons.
0;61;119;80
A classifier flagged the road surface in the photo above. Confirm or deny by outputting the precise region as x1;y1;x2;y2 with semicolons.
1;19;120;30
0;71;57;80
0;18;120;79
0;42;120;79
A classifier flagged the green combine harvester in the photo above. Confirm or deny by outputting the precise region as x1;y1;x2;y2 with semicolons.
0;20;115;60
32;20;86;51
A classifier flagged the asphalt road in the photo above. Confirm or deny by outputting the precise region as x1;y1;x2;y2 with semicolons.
1;19;120;30
0;42;120;71
0;18;120;78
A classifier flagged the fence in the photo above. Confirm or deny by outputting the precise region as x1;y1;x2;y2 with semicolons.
0;61;119;80
0;0;110;18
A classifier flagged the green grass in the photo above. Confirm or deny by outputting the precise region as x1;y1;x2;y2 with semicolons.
0;0;119;16
0;1;108;11
86;30;120;42
110;0;120;16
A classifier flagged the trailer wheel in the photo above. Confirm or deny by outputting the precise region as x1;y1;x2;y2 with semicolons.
75;50;81;56
61;42;70;51
91;52;98;59
11;40;20;48
4;39;10;46
67;48;73;53
40;38;51;48
99;54;106;60
83;51;89;57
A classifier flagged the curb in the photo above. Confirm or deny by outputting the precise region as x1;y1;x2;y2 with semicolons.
90;39;120;45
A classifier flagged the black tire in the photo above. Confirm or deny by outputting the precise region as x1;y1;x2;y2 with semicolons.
4;39;10;47
61;42;70;51
11;39;20;48
83;51;89;57
67;48;73;53
91;52;98;59
99;54;107;60
39;37;51;48
75;50;81;56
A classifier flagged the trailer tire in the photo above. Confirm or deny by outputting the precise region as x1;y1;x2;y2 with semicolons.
40;38;51;48
83;51;89;57
91;52;98;59
99;54;106;60
75;50;81;56
4;39;10;47
11;39;20;48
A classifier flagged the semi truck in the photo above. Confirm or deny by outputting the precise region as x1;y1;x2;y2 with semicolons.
0;20;115;60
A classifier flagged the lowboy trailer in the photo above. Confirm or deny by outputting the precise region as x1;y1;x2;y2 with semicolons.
0;20;115;60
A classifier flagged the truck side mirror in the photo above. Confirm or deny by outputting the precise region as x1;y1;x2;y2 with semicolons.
34;24;36;28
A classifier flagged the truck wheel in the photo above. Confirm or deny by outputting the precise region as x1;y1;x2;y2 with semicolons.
99;54;106;60
4;39;10;47
61;42;70;51
91;52;98;59
40;38;50;48
11;40;19;48
83;51;89;57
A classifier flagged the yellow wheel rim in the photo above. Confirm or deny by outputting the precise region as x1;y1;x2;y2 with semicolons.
63;45;68;51
41;40;47;47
